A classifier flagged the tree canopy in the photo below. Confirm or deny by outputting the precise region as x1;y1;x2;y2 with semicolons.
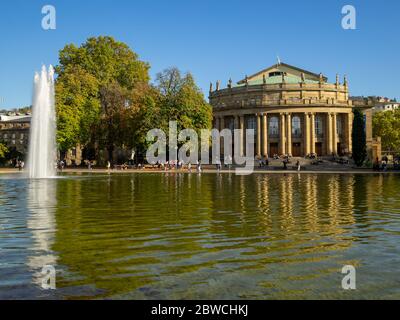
373;110;400;152
0;143;8;159
155;67;213;135
55;36;212;163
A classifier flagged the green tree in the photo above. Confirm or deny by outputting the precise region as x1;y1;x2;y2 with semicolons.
155;67;213;135
373;110;400;152
55;36;150;154
56;66;100;151
352;108;367;167
0;143;8;159
57;36;150;89
56;38;211;164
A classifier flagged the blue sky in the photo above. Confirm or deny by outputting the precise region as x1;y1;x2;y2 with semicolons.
0;0;399;108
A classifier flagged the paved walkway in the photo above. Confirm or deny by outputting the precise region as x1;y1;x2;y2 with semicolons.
0;157;395;175
1;167;397;175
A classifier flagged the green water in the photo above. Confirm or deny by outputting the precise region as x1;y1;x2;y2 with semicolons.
0;173;399;299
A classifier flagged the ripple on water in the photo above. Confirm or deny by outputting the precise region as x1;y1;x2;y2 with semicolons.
0;173;400;299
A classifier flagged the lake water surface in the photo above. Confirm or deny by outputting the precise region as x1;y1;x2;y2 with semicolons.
0;173;399;299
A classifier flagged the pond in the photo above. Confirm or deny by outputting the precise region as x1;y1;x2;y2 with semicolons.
0;172;399;299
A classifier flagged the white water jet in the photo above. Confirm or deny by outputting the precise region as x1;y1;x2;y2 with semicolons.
27;65;57;178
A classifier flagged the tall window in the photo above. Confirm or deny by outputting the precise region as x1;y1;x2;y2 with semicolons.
315;115;323;137
247;116;256;134
228;118;235;132
292;116;301;137
269;116;279;136
336;116;343;136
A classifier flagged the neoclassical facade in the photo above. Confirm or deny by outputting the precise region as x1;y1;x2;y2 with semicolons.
209;63;355;157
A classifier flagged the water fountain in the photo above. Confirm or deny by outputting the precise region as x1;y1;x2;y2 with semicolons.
27;65;57;178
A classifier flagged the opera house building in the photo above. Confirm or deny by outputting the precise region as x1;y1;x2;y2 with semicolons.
209;62;375;158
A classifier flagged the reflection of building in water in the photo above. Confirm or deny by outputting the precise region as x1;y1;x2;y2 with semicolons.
304;174;319;233
27;179;57;285
246;174;357;238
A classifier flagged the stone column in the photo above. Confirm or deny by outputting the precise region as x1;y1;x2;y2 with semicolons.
239;115;244;156
304;113;310;155
310;113;315;154
346;112;353;153
262;113;268;157
332;113;337;155
280;113;286;155
326;113;333;155
220;116;225;155
256;113;261;157
286;113;292;156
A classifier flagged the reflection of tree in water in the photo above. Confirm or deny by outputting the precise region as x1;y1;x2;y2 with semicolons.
52;174;214;298
50;173;396;299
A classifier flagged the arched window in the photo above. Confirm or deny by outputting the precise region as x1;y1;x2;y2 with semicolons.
315;115;323;137
269;116;279;136
292;116;301;137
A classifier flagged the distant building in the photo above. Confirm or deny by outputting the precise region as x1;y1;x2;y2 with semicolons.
351;96;399;113
0;112;82;165
0;113;31;155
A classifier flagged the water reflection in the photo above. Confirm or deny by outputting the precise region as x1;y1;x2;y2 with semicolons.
1;173;400;299
26;179;57;287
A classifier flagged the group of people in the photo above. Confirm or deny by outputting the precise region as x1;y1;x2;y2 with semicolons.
257;155;270;168
373;156;390;171
156;160;203;173
16;160;25;171
276;155;301;171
